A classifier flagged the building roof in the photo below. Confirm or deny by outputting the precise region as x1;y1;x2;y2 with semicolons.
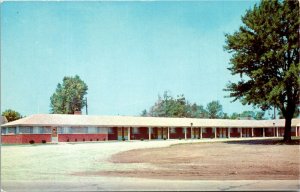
1;114;300;128
0;116;8;125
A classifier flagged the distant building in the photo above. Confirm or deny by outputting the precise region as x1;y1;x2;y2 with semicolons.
1;114;299;144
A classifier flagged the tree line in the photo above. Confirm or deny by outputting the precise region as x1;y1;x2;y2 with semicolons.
141;91;265;120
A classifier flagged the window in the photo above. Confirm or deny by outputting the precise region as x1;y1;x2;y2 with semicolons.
1;128;7;135
170;128;176;133
87;127;98;134
40;127;51;134
132;128;139;134
202;128;207;133
71;127;87;134
19;127;32;134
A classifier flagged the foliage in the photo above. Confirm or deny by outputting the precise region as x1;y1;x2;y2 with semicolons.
2;109;22;122
224;0;299;141
146;91;208;118
141;109;148;117
206;101;223;119
230;110;265;120
50;75;88;114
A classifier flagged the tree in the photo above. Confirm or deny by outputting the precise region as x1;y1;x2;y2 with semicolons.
230;112;240;120
206;101;223;119
141;109;148;117
50;75;88;114
2;109;22;122
224;0;299;142
186;103;208;118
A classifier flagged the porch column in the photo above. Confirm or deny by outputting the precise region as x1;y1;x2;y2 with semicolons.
240;128;242;138
251;128;254;137
184;127;187;140
200;128;202;139
167;127;170;140
263;128;265;137
228;128;230;138
148;127;151;140
214;127;217;139
191;127;193;139
276;127;278;137
128;127;131;141
296;127;298;137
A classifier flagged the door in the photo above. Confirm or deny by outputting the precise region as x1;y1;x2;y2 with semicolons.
118;127;122;140
51;127;58;143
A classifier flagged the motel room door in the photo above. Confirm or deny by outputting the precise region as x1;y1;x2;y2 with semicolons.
118;127;122;140
51;127;58;143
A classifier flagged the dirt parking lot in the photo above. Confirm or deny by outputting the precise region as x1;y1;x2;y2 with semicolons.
84;140;300;180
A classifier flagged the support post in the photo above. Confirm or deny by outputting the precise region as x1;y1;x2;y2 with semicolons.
240;128;242;138
214;127;217;139
128;127;131;141
296;127;298;137
276;127;278;137
191;127;193;139
167;127;170;140
184;127;187;140
263;128;265;137
200;128;202;139
251;128;254;137
228;128;230;138
148;127;151;140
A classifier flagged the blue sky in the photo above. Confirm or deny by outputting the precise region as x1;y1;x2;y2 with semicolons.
1;1;263;117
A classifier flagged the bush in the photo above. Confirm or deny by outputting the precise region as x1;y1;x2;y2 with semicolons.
96;139;99;141
163;138;166;140
141;138;144;141
83;139;85;142
90;139;92;141
29;140;35;144
179;138;181;140
67;139;69;142
75;139;77;142
122;137;125;141
41;140;46;144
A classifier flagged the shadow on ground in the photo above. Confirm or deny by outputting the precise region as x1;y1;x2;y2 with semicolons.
224;139;300;145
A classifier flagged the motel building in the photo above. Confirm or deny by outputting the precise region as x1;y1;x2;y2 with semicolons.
1;114;300;144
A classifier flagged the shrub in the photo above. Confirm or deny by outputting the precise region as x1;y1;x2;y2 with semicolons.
83;139;85;142
141;138;144;141
90;139;92;141
67;139;69;142
41;140;46;144
122;137;125;141
75;139;77;142
96;139;99;141
29;140;35;144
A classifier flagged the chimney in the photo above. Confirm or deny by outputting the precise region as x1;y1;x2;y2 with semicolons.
74;111;82;115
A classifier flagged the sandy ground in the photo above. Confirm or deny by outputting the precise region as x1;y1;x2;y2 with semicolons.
1;138;300;191
77;140;300;181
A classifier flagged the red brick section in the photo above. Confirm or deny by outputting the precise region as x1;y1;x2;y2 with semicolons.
108;127;118;140
58;134;108;142
1;134;51;144
201;128;215;138
130;127;148;140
